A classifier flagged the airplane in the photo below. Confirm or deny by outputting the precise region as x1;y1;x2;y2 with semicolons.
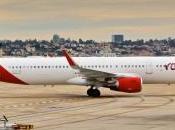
0;49;175;97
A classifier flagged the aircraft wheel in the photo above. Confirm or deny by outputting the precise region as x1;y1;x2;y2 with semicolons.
87;88;101;97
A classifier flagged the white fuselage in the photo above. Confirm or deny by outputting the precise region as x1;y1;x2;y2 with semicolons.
0;56;175;85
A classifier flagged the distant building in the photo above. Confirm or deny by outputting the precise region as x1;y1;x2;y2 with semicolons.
112;34;124;44
0;49;3;57
98;42;112;53
52;34;60;44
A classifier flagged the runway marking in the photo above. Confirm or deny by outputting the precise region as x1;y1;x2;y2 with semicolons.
35;96;175;130
1;94;174;130
0;99;63;109
13;97;142;129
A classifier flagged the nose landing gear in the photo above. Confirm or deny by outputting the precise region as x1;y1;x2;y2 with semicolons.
87;86;101;97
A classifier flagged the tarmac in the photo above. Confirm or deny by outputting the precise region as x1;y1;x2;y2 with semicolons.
0;83;175;130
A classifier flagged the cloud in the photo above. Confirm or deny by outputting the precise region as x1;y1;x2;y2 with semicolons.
0;0;174;40
0;0;174;21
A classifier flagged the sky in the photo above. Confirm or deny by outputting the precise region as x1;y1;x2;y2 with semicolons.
0;0;174;41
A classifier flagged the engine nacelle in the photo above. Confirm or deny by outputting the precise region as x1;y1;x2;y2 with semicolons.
110;77;142;93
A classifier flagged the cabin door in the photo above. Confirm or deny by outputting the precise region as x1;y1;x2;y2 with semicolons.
146;62;153;74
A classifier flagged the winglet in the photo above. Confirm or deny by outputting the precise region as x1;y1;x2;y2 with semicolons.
62;49;77;67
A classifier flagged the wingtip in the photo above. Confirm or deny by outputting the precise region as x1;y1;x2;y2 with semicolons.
62;49;67;55
62;49;77;67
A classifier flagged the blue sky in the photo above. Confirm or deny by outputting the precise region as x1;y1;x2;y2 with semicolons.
0;0;174;41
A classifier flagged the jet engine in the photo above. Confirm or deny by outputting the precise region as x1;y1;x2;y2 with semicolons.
109;77;142;93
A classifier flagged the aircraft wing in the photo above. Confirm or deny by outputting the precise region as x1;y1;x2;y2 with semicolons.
63;50;142;96
63;50;128;80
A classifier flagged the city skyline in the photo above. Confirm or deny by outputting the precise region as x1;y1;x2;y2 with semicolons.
0;0;174;41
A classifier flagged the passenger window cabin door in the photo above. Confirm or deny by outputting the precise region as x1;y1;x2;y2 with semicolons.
146;62;153;74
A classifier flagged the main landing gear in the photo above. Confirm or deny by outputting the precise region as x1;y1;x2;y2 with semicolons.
87;86;101;97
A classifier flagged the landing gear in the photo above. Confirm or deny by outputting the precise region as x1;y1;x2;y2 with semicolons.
87;86;101;97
